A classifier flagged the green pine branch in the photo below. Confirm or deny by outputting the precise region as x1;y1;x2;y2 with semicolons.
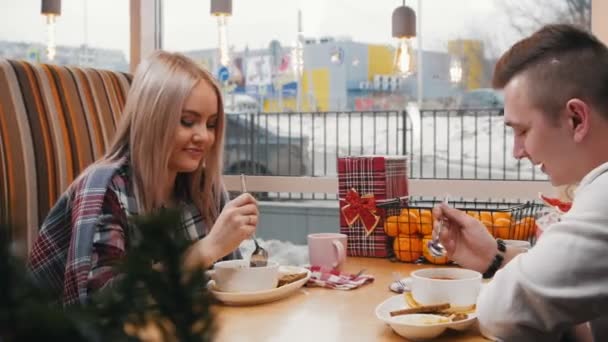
0;208;216;342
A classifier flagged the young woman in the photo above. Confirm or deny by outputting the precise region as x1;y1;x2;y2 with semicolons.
28;51;258;305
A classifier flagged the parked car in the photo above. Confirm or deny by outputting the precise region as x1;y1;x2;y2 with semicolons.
457;88;504;110
224;94;259;114
223;112;311;177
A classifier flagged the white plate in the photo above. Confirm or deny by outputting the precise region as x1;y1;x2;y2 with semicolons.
208;266;311;306
375;295;477;340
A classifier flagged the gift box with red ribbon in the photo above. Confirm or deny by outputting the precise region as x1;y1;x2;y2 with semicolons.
338;156;409;257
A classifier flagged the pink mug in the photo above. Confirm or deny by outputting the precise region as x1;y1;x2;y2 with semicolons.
308;233;347;270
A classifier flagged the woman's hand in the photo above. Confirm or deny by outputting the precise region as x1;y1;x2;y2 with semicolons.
185;193;258;269
433;204;496;273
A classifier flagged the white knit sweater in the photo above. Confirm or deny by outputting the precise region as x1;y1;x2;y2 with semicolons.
477;161;608;341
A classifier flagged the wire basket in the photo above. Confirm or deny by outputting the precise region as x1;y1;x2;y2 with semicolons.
380;198;544;264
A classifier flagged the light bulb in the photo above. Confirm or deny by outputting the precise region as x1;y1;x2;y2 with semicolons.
394;38;411;75
449;58;463;83
217;15;230;67
46;14;56;61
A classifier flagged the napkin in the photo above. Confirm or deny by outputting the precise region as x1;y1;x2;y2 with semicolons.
305;266;374;290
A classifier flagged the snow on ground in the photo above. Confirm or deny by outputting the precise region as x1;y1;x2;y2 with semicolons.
254;107;547;181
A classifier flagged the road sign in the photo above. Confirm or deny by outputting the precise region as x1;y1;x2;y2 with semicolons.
218;66;230;82
26;47;40;63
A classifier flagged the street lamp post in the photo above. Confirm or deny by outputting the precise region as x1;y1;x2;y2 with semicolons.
294;9;304;112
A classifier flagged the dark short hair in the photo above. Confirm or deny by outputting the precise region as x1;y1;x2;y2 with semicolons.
493;24;608;120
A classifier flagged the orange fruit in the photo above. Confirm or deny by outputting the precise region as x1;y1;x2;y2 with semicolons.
393;235;423;262
492;217;511;239
479;211;493;224
397;211;420;235
512;216;536;240
419;209;434;236
518;216;536;228
386;215;399;223
401;208;421;218
422;235;450;264
511;222;528;241
384;217;399;237
466;211;480;220
492;211;512;222
478;211;495;235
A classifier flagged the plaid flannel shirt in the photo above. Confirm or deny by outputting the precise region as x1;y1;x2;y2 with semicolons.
28;157;240;306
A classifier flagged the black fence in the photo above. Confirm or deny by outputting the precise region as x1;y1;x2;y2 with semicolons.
223;109;547;183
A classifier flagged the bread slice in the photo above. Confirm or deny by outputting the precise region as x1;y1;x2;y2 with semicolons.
277;272;308;287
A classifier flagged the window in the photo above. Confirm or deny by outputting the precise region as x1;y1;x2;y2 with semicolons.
161;0;591;111
0;0;129;72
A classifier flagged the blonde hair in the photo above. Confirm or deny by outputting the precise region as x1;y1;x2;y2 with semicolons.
86;51;226;227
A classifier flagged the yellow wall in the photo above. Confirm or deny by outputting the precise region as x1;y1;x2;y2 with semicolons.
264;68;330;112
264;98;298;112
367;45;394;80
306;68;330;111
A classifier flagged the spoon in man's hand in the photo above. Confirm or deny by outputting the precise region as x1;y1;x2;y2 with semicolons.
428;195;449;257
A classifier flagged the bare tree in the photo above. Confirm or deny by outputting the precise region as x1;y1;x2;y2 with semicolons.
454;0;591;88
499;0;590;36
479;1;590;61
563;0;591;28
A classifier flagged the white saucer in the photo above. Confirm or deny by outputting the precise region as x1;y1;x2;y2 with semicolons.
208;266;311;306
375;295;477;340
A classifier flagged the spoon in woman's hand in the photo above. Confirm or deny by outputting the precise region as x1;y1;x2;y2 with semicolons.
241;174;268;267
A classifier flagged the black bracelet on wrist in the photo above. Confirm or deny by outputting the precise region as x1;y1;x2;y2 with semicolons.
482;239;507;279
482;253;504;279
496;238;506;252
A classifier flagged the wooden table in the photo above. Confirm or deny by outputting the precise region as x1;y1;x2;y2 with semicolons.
214;257;489;341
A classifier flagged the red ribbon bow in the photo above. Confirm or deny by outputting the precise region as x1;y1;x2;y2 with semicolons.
539;194;572;213
341;189;381;236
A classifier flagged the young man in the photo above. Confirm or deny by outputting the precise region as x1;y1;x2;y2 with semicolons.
434;24;608;341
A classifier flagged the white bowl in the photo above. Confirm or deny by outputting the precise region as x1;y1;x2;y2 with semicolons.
410;268;482;306
210;259;279;292
208;266;311;306
375;295;477;340
388;314;453;340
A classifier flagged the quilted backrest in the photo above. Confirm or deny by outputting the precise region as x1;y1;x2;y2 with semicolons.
0;59;131;251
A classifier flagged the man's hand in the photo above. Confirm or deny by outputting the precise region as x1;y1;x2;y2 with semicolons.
433;204;497;273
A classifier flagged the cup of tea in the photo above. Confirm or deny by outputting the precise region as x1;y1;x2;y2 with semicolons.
209;259;279;292
409;268;482;306
307;233;347;270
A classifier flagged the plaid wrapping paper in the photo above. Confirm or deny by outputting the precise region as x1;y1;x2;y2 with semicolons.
338;156;409;257
305;265;374;290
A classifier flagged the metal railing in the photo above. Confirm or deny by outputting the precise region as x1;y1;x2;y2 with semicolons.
224;109;547;182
